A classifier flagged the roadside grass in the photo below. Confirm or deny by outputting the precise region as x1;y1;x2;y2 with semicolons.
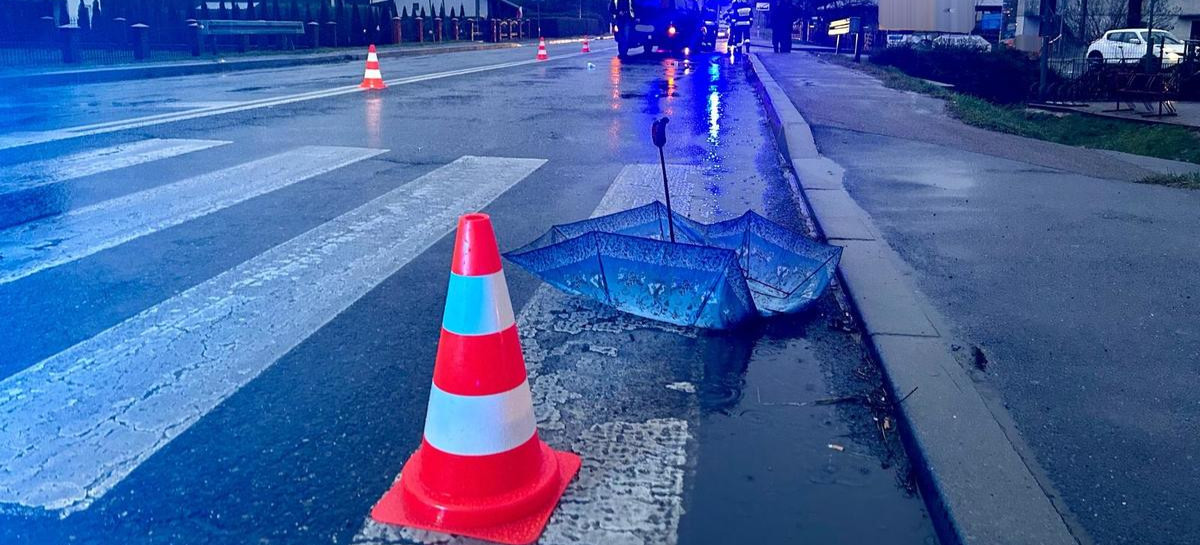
820;53;1200;174
1134;172;1200;189
830;56;955;98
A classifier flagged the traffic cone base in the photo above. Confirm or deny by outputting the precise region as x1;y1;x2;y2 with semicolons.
371;442;580;545
360;76;386;90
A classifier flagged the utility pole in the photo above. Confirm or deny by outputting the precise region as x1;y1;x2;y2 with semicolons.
1079;0;1088;40
1128;0;1142;28
1038;0;1057;100
1143;0;1158;68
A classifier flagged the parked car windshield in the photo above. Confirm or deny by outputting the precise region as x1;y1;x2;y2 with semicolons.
1141;31;1183;44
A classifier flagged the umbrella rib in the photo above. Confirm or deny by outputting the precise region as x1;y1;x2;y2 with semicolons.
593;234;614;307
740;215;752;277
767;249;842;297
691;253;733;326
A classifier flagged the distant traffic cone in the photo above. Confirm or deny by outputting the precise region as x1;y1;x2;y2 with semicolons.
536;37;549;61
370;213;581;545
360;44;386;89
581;36;590;53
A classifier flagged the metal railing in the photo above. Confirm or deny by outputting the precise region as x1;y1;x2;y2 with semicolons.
1040;54;1198;103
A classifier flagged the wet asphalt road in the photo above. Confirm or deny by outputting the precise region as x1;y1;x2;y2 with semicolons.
0;44;933;544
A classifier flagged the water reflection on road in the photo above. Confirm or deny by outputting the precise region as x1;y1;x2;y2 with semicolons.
606;49;936;544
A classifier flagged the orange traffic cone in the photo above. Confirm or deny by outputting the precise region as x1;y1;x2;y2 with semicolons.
360;44;386;89
536;37;549;61
581;36;590;53
370;213;581;545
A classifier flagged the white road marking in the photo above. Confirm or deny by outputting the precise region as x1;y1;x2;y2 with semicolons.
352;164;705;545
0;145;384;285
0;139;230;197
0;48;602;152
0;156;546;515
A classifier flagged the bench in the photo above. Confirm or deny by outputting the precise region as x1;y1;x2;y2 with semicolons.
196;20;305;53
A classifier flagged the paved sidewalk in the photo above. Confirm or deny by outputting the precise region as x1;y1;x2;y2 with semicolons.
757;51;1200;545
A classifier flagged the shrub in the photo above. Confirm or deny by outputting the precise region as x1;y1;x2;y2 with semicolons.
871;45;1047;104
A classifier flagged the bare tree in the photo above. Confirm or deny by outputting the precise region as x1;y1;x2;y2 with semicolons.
1056;0;1178;42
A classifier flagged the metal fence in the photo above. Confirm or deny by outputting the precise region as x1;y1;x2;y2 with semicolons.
1041;55;1200;103
0;16;598;71
1038;37;1200;102
0;42;199;70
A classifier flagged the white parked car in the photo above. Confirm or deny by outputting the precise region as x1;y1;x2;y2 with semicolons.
1086;28;1186;65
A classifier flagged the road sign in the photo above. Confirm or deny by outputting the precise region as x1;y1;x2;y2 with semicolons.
829;17;860;36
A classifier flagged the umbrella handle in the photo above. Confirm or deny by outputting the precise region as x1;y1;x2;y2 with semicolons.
652;117;669;148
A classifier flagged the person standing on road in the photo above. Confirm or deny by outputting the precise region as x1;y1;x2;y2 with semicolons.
727;0;753;53
770;0;794;52
611;0;636;56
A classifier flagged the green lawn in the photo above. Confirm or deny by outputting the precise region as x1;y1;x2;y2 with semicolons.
820;53;1200;173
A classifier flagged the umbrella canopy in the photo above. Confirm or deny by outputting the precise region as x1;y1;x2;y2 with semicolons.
505;202;842;329
698;210;842;315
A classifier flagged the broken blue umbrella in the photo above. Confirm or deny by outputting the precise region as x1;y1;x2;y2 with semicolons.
504;201;842;329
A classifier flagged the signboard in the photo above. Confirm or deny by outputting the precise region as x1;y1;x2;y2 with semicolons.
755;2;771;10
828;17;859;36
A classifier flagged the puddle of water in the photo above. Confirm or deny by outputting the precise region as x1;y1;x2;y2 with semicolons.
678;305;937;544
657;51;937;545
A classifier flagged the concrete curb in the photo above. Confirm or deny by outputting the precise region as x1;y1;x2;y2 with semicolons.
746;53;1080;545
3;37;602;88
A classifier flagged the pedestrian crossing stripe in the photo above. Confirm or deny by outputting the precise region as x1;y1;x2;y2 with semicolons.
0;145;384;285
0;139;230;198
0;156;545;515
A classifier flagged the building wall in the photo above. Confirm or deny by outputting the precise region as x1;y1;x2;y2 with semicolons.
1170;0;1200;38
879;0;975;32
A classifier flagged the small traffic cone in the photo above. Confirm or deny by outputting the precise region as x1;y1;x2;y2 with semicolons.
536;37;549;61
360;44;386;90
370;213;581;545
581;36;590;53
